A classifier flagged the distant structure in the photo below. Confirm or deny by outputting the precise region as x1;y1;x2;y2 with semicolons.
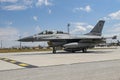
117;40;120;46
67;23;70;34
19;36;22;49
1;40;2;49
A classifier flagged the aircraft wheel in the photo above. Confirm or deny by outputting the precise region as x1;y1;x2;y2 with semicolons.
53;47;56;53
71;51;75;53
82;48;87;53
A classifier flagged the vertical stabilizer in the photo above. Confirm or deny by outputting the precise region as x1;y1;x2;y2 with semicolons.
86;20;105;36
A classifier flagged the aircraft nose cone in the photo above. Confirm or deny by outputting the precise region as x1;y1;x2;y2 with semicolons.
18;36;34;42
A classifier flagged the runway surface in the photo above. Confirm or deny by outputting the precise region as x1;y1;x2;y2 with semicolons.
0;47;120;80
0;59;120;80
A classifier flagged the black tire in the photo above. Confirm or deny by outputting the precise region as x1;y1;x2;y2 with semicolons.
82;48;87;53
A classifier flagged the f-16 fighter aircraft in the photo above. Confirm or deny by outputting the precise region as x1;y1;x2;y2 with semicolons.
18;20;106;53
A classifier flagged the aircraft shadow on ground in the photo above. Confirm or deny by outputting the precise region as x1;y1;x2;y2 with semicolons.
15;50;113;56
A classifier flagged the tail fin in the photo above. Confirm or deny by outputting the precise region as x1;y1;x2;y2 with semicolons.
86;20;105;36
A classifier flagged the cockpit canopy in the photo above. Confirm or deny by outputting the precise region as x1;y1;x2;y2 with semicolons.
37;30;67;35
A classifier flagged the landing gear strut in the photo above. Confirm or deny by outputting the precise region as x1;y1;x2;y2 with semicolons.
82;48;87;53
53;47;56;53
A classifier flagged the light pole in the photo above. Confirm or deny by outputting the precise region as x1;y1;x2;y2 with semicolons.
19;36;22;49
1;40;2;49
67;23;70;34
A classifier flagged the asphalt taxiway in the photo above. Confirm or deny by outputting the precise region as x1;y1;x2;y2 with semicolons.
0;47;120;80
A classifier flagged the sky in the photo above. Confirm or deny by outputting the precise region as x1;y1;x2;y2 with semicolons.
0;0;120;48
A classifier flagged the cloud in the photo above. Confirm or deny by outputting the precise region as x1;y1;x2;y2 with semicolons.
48;9;51;14
109;23;120;33
22;32;30;37
108;10;120;20
73;5;92;13
71;22;94;34
113;27;120;32
75;26;86;31
23;0;33;6
35;25;41;33
2;5;27;11
102;17;110;21
1;0;53;11
102;10;120;20
86;25;94;29
33;16;38;21
36;0;52;7
0;27;19;40
114;23;120;27
5;21;13;25
0;0;18;3
104;23;120;41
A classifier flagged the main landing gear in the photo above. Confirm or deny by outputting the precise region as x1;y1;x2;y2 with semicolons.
52;47;56;53
82;48;87;53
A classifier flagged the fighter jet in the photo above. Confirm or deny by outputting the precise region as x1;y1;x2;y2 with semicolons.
18;20;106;53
